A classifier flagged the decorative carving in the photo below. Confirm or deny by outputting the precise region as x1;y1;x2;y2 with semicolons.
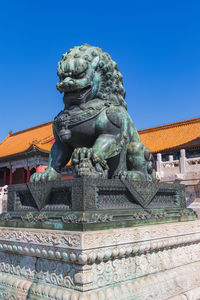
36;213;48;222
0;229;81;248
121;179;160;208
163;161;179;168
21;212;35;222
27;181;52;210
1;261;200;300
62;213;113;224
21;212;48;222
0;213;11;221
36;258;76;288
0;223;199;298
62;214;78;223
91;213;113;223
54;101;108;129
0;291;17;300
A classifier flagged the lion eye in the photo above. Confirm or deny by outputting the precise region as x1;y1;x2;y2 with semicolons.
74;71;86;79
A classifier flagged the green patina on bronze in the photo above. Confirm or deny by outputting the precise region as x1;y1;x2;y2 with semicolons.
0;207;197;232
30;44;156;182
2;177;197;231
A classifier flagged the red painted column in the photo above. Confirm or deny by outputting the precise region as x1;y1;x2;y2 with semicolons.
22;168;26;184
27;166;30;182
3;168;7;186
36;165;40;173
9;166;13;185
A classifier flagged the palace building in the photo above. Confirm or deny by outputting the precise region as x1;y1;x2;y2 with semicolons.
139;117;200;215
0;117;200;213
0;121;72;187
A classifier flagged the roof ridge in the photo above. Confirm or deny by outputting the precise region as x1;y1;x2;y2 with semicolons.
138;116;200;134
11;121;53;136
30;134;54;145
0;135;10;146
40;136;54;144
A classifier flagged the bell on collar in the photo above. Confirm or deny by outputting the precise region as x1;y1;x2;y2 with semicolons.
59;128;72;142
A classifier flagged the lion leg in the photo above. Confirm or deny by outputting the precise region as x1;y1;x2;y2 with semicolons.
30;140;74;182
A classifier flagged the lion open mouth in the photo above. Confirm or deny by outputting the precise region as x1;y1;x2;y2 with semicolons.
63;85;92;105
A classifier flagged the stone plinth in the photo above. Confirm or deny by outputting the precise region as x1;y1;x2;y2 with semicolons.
0;179;196;231
0;221;200;299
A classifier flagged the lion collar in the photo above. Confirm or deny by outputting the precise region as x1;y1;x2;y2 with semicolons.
54;101;117;129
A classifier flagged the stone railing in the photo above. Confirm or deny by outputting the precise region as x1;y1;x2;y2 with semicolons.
186;157;200;172
156;150;200;216
156;149;200;179
0;185;8;214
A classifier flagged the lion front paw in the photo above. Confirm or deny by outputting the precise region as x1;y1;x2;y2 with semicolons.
30;167;61;183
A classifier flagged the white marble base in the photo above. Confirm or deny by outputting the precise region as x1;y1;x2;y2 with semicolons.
0;221;200;299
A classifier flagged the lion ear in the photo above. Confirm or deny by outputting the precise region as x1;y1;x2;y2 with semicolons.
91;56;100;69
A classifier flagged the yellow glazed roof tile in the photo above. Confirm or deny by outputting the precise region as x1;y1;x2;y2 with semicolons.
0;121;53;158
139;117;200;153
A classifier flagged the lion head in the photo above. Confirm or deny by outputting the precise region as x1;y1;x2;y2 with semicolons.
56;44;127;109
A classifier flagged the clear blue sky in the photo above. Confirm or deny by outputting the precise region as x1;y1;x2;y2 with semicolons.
0;0;200;141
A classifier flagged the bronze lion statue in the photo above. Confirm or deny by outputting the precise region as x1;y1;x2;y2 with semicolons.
31;44;156;182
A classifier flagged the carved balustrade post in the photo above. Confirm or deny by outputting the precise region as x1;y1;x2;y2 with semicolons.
156;153;162;174
179;149;186;174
